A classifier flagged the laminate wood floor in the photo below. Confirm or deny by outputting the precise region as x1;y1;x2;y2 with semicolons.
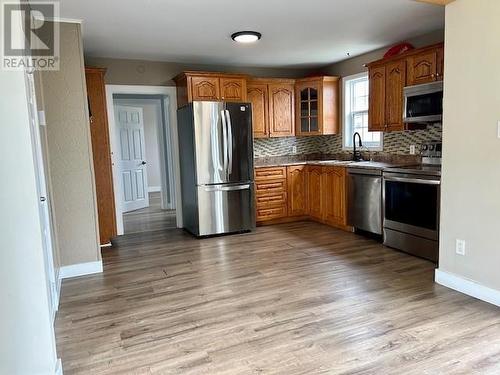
123;192;176;234
56;222;500;375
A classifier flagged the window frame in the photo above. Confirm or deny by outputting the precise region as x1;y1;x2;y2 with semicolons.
342;72;383;151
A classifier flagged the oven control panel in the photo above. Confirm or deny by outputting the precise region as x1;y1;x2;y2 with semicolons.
421;142;442;165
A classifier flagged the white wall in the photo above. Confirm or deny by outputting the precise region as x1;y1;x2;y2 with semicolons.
0;68;58;373
114;98;163;191
438;0;500;292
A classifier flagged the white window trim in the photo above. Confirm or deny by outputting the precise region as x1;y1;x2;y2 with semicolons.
342;72;383;152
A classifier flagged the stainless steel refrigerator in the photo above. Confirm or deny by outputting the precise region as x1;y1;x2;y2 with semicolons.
177;101;255;237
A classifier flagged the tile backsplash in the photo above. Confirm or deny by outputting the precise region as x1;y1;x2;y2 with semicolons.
253;124;442;158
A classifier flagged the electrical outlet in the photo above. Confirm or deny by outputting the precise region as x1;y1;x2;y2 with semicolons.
456;239;466;256
292;146;297;154
409;145;416;155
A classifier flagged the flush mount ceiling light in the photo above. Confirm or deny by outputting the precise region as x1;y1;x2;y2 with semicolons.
231;31;262;44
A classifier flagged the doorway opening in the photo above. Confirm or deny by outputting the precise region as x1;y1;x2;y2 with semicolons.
107;88;181;235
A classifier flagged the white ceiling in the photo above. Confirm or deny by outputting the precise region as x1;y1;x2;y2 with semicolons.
60;0;445;68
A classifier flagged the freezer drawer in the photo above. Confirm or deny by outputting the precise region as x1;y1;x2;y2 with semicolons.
196;183;255;236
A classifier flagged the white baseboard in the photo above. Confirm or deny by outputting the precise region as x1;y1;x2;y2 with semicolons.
100;242;112;248
148;186;161;193
435;269;500;307
54;359;63;375
59;260;103;280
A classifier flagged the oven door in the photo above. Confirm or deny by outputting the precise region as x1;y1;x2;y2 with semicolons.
383;173;440;240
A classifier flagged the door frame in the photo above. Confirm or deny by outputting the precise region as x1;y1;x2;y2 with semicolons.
105;85;181;235
25;70;59;320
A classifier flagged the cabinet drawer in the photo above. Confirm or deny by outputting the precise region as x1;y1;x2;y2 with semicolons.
255;167;287;181
255;180;287;194
256;205;287;222
256;192;287;208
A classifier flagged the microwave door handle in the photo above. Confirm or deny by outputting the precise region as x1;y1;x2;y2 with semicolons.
384;176;441;185
221;110;228;177
225;110;233;176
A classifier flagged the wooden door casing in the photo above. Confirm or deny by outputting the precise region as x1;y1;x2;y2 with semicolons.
190;76;220;101
406;50;438;86
323;167;347;226
385;60;406;131
247;83;268;138
268;83;295;137
368;66;386;132
85;67;117;245
287;165;308;216
307;166;323;220
220;78;247;102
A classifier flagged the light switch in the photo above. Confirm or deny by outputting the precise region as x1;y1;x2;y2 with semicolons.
497;120;500;139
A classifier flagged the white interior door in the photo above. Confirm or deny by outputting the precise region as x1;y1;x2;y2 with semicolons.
25;71;58;320
115;105;149;213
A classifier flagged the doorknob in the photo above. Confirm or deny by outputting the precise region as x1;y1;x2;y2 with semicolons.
141;161;147;165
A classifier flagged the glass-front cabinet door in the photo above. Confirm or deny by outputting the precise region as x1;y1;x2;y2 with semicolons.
298;83;321;135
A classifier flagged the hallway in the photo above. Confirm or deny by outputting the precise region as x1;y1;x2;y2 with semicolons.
123;192;176;234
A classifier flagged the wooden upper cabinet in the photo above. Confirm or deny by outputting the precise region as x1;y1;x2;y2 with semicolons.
368;66;386;132
385;60;406;131
173;71;248;107
268;82;295;137
436;46;444;80
367;43;444;133
322;167;347;227
307;166;323;220
406;50;438;86
85;67;116;245
287;165;308;216
190;76;220;101
247;82;269;138
295;76;340;136
220;77;247;101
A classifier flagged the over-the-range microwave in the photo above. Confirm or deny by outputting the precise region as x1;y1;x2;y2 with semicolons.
403;81;443;124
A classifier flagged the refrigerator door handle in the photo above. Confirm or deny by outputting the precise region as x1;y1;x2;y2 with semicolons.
211;111;224;172
220;110;228;177
225;110;233;176
204;184;250;192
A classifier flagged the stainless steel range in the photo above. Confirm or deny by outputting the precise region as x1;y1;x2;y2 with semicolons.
383;142;442;262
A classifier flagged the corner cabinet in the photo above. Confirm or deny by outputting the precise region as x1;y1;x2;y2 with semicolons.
295;76;340;136
247;78;295;138
367;42;444;133
173;71;247;108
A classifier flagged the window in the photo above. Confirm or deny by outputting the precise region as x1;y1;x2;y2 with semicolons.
342;73;382;150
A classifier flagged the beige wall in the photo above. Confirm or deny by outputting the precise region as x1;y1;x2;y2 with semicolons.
323;29;444;77
84;56;316;86
0;62;58;374
438;0;500;291
40;22;101;267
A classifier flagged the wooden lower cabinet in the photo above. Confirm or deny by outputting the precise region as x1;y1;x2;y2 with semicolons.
322;167;347;227
287;165;308;216
307;166;323;220
255;165;350;230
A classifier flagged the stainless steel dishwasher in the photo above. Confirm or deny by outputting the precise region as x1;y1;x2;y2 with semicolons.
347;167;383;235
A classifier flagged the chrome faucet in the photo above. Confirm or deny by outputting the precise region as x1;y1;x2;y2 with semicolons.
353;132;363;161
